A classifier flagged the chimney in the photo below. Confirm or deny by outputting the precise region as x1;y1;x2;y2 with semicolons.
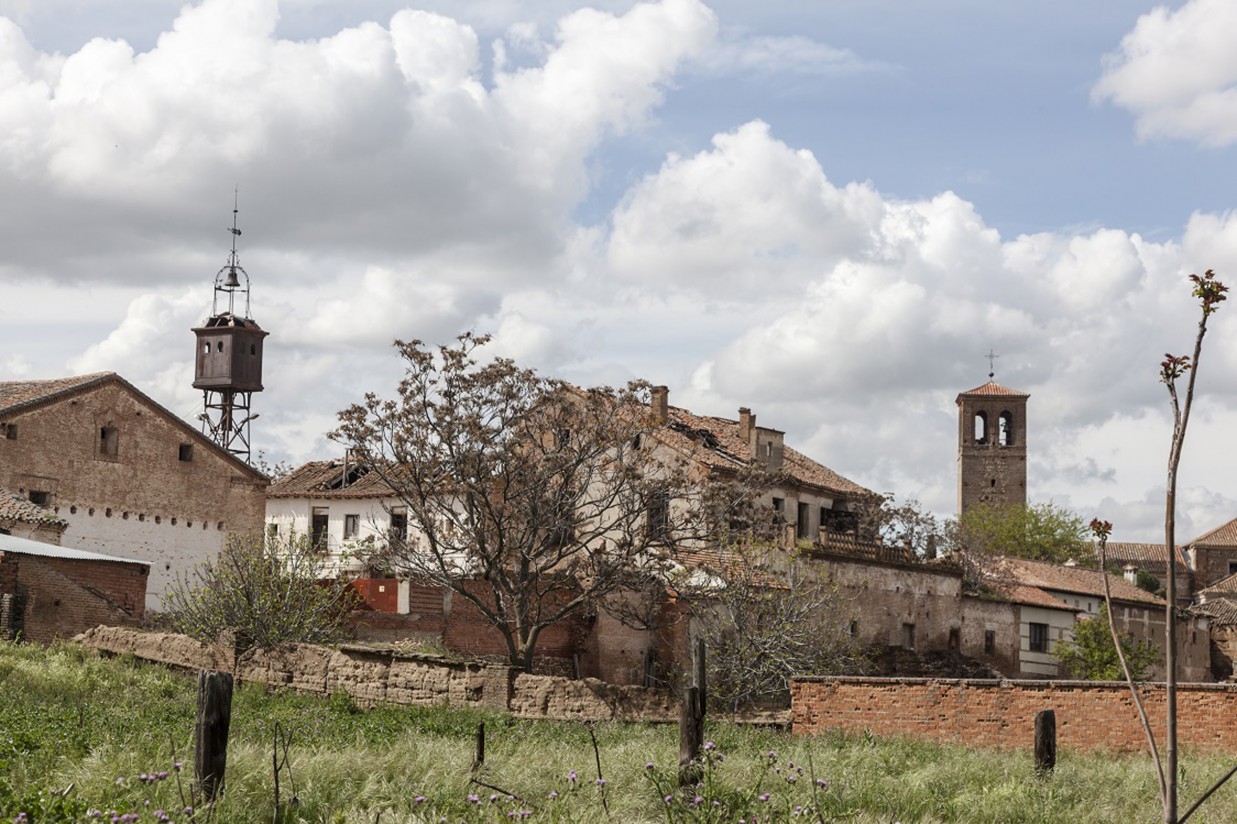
651;385;669;423
738;407;754;441
751;426;785;472
1123;564;1139;586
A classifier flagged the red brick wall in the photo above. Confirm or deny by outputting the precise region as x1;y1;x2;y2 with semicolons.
11;554;145;645
32;556;147;620
792;676;1237;752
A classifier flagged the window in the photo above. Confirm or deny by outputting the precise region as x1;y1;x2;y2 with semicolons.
311;507;329;551
772;497;785;515
99;425;119;458
343;514;360;540
646;488;670;542
948;627;960;650
389;509;407;547
796;502;811;540
984;629;996;656
849;620;859;637
1228;560;1237;577
28;490;49;506
266;522;278;539
998;411;1014;446
901;623;916;649
178;443;194;462
3;424;15;440
1028;622;1049;653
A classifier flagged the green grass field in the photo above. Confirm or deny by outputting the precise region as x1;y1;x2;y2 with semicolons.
2;641;1236;822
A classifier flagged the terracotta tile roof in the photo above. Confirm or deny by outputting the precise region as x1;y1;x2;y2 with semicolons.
1198;573;1237;598
982;579;1077;611
1103;542;1190;575
955;381;1030;401
982;556;1165;607
0;487;67;528
1193;600;1237;625
1189;516;1237;547
658;406;871;498
0;372;115;415
267;460;399;499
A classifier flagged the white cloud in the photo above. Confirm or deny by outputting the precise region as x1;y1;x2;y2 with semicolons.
693;32;885;78
1094;0;1237;146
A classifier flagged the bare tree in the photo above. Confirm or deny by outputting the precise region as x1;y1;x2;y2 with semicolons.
684;545;869;713
1092;269;1228;824
334;334;702;672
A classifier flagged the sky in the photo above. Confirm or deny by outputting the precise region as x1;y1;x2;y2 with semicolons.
2;0;1236;542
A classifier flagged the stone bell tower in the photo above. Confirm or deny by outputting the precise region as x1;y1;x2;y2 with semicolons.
192;202;268;461
956;361;1029;517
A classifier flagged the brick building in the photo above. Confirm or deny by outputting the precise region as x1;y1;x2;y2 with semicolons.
0;372;267;610
0;531;148;644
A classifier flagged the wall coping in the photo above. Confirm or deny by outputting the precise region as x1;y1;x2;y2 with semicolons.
791;674;1237;691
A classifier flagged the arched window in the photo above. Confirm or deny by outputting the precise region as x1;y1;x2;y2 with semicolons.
998;411;1014;446
973;411;988;444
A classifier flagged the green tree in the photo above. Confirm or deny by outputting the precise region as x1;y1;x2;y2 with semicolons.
1054;607;1159;681
164;532;354;659
954;501;1088;564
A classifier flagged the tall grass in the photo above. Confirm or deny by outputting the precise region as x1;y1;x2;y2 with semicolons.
1;641;1236;822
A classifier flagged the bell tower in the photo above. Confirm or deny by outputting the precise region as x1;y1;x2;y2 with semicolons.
192;202;268;461
956;360;1029;517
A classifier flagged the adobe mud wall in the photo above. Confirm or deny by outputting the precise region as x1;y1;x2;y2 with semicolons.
75;626;677;723
792;676;1237;753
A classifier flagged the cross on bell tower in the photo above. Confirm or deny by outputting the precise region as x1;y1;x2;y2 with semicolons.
192;201;268;461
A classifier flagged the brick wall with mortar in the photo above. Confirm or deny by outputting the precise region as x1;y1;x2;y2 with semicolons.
0;380;266;610
11;555;145;644
75;626;677;722
792;676;1237;752
956;391;1028;516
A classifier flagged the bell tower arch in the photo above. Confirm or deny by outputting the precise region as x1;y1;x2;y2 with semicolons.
957;369;1029;517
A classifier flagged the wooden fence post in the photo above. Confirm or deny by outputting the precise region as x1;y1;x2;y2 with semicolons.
473;721;485;772
194;669;234;802
1034;709;1056;776
679;639;707;786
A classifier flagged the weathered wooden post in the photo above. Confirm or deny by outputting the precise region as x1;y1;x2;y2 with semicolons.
1034;709;1056;775
678;638;707;786
194;669;234;802
473;721;485;772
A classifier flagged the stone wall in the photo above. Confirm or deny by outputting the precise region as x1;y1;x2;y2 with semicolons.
792;675;1237;752
75;626;677;722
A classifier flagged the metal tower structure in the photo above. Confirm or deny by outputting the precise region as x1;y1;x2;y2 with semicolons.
192;202;268;461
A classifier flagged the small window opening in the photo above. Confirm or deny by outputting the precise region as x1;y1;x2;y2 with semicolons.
973;411;988;444
249;344;256;355
28;490;49;506
772;497;785;514
343;514;360;540
311;508;329;551
1029;622;1049;653
646;488;670;541
3;424;15;440
202;343;210;355
796;502;811;540
984;629;996;656
267;522;278;539
216;341;224;352
948;627;960;650
388;509;407;547
178;443;194;462
990;478;997;488
99;425;119;457
849;620;859;637
901;623;916;650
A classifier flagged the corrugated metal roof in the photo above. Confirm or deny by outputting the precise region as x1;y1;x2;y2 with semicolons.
0;532;149;566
